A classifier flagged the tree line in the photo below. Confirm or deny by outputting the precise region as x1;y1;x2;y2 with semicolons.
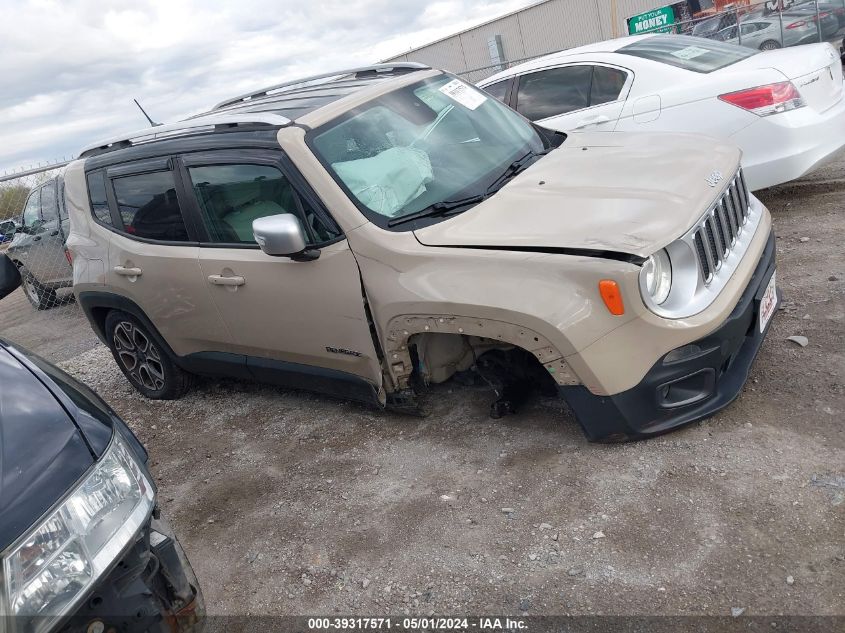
0;185;30;221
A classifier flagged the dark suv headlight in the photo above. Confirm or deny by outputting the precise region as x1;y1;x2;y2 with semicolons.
1;433;154;633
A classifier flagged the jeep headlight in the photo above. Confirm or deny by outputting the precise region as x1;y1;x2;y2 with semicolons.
1;433;154;633
641;249;672;305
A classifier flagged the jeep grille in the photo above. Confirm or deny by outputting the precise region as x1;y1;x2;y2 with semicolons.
692;169;751;284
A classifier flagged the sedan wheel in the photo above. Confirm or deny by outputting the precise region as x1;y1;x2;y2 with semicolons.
759;40;781;51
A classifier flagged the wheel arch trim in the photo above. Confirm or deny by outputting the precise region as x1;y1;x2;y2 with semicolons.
77;291;180;363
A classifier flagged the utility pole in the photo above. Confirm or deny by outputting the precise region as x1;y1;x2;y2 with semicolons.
611;0;619;38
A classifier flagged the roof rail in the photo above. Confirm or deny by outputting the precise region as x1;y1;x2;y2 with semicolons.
78;113;290;158
211;62;431;111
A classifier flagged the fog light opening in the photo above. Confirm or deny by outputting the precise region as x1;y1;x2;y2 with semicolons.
657;368;716;409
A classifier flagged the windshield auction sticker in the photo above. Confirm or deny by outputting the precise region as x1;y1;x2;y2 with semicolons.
439;79;487;110
670;45;709;60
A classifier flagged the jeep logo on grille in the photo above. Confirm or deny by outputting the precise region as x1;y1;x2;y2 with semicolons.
705;171;724;187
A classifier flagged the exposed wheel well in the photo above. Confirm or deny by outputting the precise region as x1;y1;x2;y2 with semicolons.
382;314;580;393
408;332;558;392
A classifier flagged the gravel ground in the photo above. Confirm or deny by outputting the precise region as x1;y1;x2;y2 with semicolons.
1;160;843;620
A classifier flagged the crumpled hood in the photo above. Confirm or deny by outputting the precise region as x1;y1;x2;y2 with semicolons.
414;131;742;258
0;346;93;551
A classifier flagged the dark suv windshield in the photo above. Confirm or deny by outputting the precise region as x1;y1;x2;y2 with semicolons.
618;35;757;73
310;75;544;227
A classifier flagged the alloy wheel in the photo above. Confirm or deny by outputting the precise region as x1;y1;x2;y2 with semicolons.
23;277;40;305
113;321;166;391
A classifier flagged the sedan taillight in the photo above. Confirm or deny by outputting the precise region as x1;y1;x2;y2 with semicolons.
64;248;73;265
718;81;805;116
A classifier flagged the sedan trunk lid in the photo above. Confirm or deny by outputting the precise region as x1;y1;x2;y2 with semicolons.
414;131;742;259
730;43;843;113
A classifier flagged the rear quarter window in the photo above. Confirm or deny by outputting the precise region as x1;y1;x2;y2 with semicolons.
482;80;510;102
618;35;757;73
86;171;112;225
40;180;58;222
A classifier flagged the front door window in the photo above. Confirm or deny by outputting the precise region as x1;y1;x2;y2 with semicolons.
186;163;338;245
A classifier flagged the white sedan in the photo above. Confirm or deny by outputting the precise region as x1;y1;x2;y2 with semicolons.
478;34;845;190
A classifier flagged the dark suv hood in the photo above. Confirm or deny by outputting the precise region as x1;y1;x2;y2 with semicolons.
0;346;93;551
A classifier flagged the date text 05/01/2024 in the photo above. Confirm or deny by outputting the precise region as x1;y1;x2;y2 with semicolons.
307;617;528;630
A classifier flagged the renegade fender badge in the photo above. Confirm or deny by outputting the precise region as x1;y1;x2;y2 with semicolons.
326;346;362;357
705;171;724;187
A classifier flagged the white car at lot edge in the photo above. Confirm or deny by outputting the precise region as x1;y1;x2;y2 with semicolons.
478;35;845;191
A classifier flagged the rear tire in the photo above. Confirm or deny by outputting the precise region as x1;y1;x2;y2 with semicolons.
759;40;781;51
20;266;58;310
105;310;193;399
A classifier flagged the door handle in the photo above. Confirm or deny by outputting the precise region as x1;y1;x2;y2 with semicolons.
49;230;59;237
207;274;245;287
114;266;143;276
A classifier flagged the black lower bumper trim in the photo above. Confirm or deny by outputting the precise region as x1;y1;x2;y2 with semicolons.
561;230;778;442
57;514;204;633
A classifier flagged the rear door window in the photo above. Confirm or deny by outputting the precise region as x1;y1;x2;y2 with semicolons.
516;65;593;121
618;35;757;73
590;66;628;106
112;171;189;242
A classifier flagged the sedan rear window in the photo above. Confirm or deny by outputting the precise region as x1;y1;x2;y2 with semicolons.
618;35;757;73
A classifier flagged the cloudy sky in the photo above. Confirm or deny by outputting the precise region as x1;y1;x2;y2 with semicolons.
0;0;532;173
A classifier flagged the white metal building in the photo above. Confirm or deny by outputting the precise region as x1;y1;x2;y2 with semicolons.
384;0;664;80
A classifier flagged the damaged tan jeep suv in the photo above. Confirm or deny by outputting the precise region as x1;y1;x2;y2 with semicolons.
66;63;779;441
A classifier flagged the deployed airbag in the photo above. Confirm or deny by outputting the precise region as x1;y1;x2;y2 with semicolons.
332;146;433;217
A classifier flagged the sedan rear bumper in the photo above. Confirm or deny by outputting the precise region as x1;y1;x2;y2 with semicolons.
561;230;777;442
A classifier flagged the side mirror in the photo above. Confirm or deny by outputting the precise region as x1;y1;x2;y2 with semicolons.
0;254;21;300
253;214;320;261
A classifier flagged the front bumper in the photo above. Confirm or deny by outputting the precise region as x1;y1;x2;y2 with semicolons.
56;512;204;633
561;230;778;442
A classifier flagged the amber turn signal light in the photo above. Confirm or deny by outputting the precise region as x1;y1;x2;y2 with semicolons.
599;280;624;316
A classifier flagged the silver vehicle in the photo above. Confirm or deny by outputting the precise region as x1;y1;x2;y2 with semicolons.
715;16;821;49
4;176;73;309
783;2;842;40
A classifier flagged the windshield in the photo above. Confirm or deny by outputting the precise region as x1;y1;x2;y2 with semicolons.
311;75;544;227
618;35;757;73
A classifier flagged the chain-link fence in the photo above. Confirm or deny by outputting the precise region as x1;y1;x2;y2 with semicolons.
0;161;80;312
637;0;845;49
457;0;845;83
457;53;552;84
